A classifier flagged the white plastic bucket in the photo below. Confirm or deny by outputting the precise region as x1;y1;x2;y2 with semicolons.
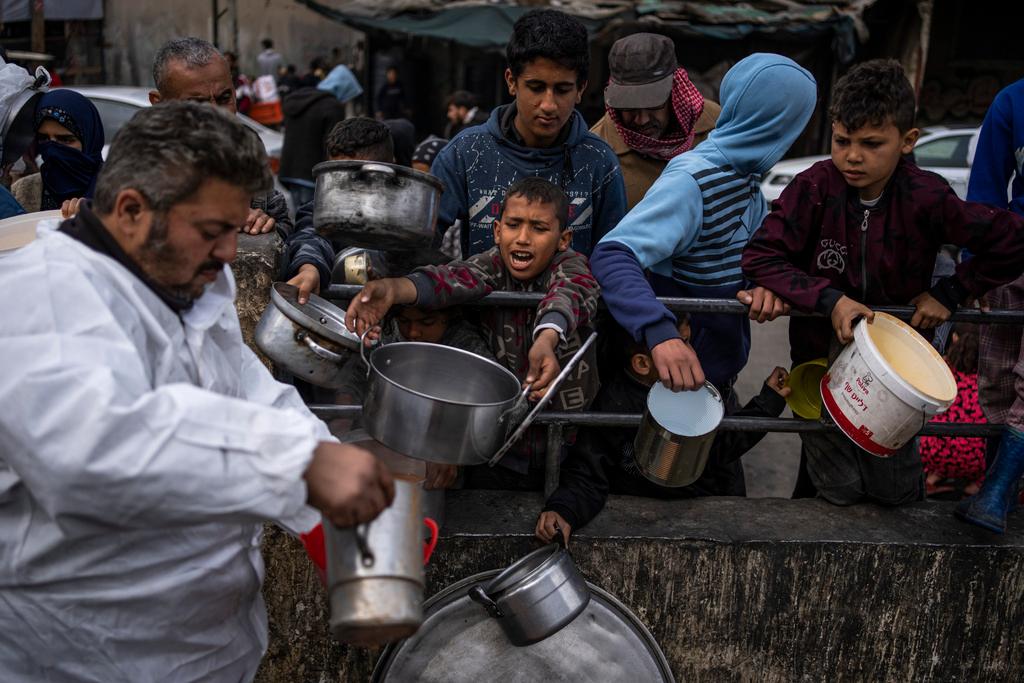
0;209;62;252
820;312;957;457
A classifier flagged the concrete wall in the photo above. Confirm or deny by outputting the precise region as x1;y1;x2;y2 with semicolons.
102;0;360;87
256;492;1024;682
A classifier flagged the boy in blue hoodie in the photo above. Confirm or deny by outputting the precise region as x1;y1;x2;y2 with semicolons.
590;54;817;395
430;9;626;257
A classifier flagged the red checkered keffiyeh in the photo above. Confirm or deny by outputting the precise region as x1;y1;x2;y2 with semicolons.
608;67;706;161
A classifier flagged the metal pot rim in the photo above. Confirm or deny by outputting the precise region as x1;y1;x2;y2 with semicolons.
312;159;445;192
482;544;564;599
368;342;522;408
271;281;360;350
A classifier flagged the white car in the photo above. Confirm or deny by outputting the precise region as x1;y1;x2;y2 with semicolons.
761;126;980;202
63;86;283;172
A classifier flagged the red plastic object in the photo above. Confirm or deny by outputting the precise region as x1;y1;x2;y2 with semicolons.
299;524;327;585
422;517;439;565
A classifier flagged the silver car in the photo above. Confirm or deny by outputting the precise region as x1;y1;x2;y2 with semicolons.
761;126;981;202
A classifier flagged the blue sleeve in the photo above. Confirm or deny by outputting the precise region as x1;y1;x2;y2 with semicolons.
967;88;1016;208
282;200;334;285
430;141;469;236
0;186;25;220
590;241;679;349
590;159;627;247
597;160;703;271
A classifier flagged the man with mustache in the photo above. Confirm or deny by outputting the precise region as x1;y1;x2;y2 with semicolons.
0;102;393;682
591;33;721;211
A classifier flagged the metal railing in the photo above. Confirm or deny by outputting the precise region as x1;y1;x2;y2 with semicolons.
310;286;1014;496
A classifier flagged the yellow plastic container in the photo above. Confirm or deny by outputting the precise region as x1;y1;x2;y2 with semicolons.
786;358;828;420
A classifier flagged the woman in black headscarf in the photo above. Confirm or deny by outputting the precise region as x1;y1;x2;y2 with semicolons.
12;89;104;213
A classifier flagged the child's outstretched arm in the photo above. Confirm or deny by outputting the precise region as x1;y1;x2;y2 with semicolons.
345;277;417;336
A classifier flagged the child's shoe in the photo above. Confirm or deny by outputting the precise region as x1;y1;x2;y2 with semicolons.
955;427;1024;533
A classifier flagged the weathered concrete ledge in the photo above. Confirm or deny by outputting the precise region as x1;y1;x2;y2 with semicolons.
257;493;1024;682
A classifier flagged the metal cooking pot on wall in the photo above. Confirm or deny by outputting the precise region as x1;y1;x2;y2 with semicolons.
254;282;361;388
467;535;590;646
313;160;443;251
634;381;724;487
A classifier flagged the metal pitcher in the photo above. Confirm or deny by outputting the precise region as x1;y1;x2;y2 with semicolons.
323;478;439;646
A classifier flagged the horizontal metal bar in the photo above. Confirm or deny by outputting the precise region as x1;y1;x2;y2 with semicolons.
308;404;1005;439
324;284;1024;325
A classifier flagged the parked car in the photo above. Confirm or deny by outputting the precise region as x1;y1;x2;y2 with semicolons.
761;126;980;202
63;86;283;173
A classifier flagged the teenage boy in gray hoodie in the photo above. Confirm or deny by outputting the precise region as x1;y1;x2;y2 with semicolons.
431;9;627;258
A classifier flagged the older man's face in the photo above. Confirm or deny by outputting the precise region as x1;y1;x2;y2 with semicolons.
617;102;672;140
159;57;237;114
133;178;249;302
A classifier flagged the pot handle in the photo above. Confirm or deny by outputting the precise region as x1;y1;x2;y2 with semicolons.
354;523;375;568
422;517;439;565
359;325;383;377
704;381;723;403
358;163;398;181
468;585;504;619
497;383;531;426
296;330;345;363
488;331;598;467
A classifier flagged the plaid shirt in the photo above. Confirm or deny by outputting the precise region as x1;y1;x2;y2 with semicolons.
978;273;1024;429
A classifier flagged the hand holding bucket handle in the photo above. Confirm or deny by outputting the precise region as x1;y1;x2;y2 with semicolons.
422;517;439;565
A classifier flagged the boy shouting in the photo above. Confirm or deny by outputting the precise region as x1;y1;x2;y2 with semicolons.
346;177;599;481
742;59;1024;506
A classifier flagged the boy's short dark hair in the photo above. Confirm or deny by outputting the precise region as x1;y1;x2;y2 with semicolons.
447;90;477;109
829;58;916;133
506;9;589;85
498;176;570;230
325;117;394;162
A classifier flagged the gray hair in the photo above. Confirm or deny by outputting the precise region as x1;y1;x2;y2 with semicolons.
93;101;272;215
152;37;222;93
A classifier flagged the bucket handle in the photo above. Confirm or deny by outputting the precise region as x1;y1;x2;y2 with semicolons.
354;523;375;568
296;329;345;363
359;325;384;378
468;585;504;619
423;517;439;565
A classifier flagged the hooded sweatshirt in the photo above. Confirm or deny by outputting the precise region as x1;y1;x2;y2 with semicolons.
430;104;627;256
590;54;817;388
279;87;346;183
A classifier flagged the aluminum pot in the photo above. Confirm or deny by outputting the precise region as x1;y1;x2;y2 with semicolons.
323;477;440;646
360;339;526;465
467;535;590;646
254;282;360;388
313;160;443;251
634;381;724;487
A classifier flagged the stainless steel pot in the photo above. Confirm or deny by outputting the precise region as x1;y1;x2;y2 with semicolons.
323;477;439;646
467;535;590;646
360;339;526;465
634;381;724;487
313;160;443;251
254;282;361;388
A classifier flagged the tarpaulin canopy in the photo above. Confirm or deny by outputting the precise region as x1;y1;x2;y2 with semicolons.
0;0;103;21
295;0;875;49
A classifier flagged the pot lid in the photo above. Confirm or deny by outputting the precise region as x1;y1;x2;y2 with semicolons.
372;570;675;682
270;282;360;349
647;382;724;437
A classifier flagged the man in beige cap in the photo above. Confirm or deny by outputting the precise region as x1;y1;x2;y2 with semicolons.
592;33;720;210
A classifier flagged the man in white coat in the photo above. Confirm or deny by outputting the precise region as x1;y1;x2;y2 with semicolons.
0;101;394;682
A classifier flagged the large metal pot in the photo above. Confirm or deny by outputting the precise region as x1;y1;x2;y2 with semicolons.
360;340;526;465
254;282;360;388
634;381;724;487
323;477;439;646
467;535;590;646
313;160;443;251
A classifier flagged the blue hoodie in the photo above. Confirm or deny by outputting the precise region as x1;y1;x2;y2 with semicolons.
590;53;817;388
967;78;1024;216
430;104;627;256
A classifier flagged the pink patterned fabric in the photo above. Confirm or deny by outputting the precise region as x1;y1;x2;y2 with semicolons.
607;68;705;161
919;369;987;483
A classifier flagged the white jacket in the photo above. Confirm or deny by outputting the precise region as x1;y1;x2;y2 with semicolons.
0;227;327;682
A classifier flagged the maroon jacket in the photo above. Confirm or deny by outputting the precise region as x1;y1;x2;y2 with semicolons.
742;158;1024;363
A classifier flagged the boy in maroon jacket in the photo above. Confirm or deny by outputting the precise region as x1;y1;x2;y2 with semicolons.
741;59;1024;506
